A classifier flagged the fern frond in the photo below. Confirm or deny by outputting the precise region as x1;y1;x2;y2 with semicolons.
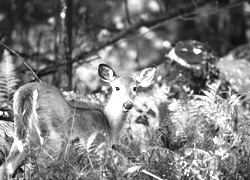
0;50;18;108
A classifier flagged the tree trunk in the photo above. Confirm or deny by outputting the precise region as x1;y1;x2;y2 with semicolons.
59;0;73;90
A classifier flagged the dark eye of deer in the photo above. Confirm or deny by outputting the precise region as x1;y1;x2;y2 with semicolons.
115;87;120;91
133;87;137;91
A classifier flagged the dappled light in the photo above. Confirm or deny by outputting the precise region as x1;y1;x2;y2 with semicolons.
0;0;250;179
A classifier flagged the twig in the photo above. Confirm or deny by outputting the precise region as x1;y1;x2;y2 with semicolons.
85;24;121;33
124;0;132;25
64;100;76;160
36;55;100;78
148;148;155;165
126;0;247;42
78;55;101;65
40;147;56;161
180;1;245;21
0;42;41;82
141;169;163;180
0;33;4;42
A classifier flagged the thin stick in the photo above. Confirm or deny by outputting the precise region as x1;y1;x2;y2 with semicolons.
141;169;163;180
0;33;4;42
0;42;41;82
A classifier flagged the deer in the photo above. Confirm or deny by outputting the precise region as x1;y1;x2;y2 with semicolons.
0;63;156;178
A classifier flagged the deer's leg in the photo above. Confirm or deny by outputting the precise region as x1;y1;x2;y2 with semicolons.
0;112;30;178
0;138;28;178
57;129;74;161
57;139;69;161
42;128;69;162
57;117;75;161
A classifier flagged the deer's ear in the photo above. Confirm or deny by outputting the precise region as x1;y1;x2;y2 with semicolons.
98;64;117;82
137;65;156;87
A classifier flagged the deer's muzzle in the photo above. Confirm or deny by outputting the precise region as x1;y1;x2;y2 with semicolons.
123;101;133;111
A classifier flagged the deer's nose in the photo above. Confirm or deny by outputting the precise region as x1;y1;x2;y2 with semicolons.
123;101;133;111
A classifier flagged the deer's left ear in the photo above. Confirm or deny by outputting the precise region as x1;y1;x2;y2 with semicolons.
136;65;156;87
98;63;117;82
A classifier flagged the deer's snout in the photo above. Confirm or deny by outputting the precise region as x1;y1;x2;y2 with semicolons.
123;101;133;111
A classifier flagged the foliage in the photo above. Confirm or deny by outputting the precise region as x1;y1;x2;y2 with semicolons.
0;50;18;109
217;45;250;93
160;81;250;179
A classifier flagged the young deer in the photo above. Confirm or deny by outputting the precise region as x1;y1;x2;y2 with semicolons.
0;63;156;178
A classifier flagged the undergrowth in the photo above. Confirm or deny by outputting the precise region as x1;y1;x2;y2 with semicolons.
3;80;250;180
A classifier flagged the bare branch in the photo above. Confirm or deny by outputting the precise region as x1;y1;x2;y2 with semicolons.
73;0;209;61
0;34;4;42
85;24;121;33
19;0;248;80
36;55;100;78
124;0;132;25
0;42;41;82
180;1;246;21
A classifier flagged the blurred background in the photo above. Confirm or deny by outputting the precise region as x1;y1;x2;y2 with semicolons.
0;0;248;93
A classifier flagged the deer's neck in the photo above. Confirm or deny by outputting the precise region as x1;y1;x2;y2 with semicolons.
103;97;129;143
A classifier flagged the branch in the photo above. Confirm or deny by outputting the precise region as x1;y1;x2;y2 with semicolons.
34;0;248;78
34;0;217;74
36;56;100;78
101;0;248;49
181;0;247;21
124;0;132;25
73;0;209;61
0;34;4;42
86;24;121;33
141;169;163;180
0;42;41;82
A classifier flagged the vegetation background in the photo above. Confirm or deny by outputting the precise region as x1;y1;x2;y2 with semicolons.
0;0;250;179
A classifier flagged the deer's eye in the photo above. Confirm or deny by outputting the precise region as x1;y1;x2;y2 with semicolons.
137;109;143;113
133;86;137;91
115;87;120;91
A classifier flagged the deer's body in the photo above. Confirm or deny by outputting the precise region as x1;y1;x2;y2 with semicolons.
15;82;111;147
0;64;156;178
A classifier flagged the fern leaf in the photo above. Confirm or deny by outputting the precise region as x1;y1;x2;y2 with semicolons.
0;50;18;107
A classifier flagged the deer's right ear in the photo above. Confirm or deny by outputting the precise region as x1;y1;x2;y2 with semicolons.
98;64;116;82
136;65;156;87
